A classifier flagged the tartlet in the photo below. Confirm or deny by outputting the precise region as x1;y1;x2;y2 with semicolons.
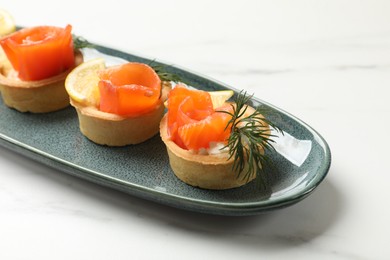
160;86;270;190
0;25;82;113
66;59;169;146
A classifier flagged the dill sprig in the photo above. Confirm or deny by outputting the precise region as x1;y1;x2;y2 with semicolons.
72;35;94;49
148;60;182;83
221;91;283;184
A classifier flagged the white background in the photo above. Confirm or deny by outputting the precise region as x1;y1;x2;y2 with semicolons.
1;1;390;259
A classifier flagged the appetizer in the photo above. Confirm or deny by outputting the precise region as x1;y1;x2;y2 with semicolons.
65;58;169;146
160;85;279;190
0;24;83;113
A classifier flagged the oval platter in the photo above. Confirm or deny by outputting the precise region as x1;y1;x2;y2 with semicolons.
0;44;331;216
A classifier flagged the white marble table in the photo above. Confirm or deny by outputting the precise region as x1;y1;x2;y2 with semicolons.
1;1;389;259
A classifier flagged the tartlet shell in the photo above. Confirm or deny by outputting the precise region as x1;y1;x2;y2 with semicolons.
70;99;165;146
160;112;262;190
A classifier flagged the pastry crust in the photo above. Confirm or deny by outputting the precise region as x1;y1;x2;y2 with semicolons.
71;99;165;146
159;107;269;190
70;84;170;146
0;49;83;113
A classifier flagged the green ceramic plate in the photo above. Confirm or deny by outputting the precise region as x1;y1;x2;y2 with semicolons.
0;45;331;216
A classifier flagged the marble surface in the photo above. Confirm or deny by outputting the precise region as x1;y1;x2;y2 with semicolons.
1;0;389;259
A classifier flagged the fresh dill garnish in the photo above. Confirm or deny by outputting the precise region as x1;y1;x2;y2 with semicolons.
148;60;182;83
221;91;283;184
72;35;94;49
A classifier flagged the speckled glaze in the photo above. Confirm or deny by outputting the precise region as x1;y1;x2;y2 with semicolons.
0;45;331;216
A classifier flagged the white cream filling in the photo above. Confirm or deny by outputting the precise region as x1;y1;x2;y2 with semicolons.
192;142;229;155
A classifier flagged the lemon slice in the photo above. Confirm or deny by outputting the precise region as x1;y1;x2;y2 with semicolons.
209;90;234;108
65;58;106;106
0;9;16;36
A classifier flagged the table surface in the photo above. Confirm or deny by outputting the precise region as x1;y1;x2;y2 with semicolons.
1;1;389;259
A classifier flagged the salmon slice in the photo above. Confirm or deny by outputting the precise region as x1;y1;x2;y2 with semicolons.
98;62;161;115
167;85;213;147
0;25;74;81
178;104;233;150
167;85;233;150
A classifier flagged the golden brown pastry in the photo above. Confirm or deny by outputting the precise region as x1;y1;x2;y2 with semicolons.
71;98;165;146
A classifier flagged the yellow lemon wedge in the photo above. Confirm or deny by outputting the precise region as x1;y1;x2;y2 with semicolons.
0;9;16;36
65;58;106;106
209;90;234;109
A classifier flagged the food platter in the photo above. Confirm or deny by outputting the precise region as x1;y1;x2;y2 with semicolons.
0;45;331;216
